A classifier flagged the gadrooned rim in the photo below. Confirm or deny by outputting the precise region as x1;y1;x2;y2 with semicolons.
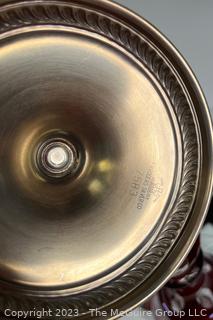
0;0;212;318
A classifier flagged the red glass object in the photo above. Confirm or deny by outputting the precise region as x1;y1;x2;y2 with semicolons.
149;238;213;319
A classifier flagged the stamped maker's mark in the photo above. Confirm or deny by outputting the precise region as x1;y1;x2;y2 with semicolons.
130;163;164;210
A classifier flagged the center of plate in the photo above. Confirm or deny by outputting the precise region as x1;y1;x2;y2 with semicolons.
36;138;79;179
46;144;72;169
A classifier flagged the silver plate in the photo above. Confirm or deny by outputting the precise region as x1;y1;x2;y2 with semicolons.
0;0;212;318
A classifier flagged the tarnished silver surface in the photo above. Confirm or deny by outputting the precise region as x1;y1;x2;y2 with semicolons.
0;0;212;319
